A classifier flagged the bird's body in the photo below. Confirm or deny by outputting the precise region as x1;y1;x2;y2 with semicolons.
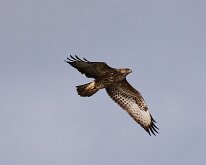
65;55;159;136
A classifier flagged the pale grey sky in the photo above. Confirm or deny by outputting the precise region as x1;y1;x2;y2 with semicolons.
1;0;206;165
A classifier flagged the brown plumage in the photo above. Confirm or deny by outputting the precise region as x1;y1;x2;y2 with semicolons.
65;55;159;136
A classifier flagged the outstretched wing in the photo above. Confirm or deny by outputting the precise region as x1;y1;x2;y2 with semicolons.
65;55;114;78
106;79;159;136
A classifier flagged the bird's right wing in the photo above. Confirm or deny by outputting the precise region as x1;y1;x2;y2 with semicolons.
106;79;159;136
65;55;114;78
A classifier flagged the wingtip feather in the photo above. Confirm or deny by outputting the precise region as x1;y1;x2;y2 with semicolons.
65;55;90;63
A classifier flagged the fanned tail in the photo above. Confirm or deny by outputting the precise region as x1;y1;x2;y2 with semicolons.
76;82;98;97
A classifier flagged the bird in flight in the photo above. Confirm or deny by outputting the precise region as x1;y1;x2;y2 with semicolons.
65;55;159;136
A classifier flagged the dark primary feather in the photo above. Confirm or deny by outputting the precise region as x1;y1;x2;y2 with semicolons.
65;55;114;78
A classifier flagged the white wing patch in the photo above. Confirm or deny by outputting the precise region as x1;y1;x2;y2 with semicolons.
130;102;151;127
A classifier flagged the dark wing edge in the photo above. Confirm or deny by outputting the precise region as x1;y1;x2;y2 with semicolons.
65;55;92;77
65;55;90;63
144;115;159;136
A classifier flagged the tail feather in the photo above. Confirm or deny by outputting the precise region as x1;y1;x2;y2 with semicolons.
76;82;98;97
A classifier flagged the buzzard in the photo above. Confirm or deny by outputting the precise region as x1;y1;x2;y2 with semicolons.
65;55;159;136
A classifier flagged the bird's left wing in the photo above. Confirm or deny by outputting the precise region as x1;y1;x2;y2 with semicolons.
65;55;114;78
106;79;159;135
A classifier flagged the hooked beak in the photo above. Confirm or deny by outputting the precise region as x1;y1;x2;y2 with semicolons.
128;69;132;73
119;68;132;74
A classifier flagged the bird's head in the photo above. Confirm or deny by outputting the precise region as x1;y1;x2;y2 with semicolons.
118;68;132;76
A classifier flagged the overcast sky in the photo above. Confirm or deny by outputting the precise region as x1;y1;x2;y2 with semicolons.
1;0;206;165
